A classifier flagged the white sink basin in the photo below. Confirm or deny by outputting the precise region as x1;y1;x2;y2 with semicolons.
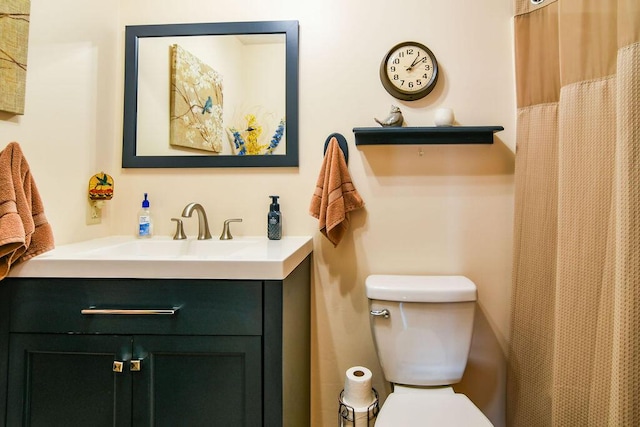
83;238;258;259
8;235;313;280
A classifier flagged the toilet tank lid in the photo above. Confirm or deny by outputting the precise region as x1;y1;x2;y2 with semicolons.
365;275;477;302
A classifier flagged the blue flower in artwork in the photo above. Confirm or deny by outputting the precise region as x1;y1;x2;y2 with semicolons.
202;96;213;114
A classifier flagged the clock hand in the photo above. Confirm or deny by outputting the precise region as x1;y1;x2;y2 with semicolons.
405;52;422;72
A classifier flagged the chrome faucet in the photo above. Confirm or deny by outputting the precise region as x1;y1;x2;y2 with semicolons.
181;202;212;240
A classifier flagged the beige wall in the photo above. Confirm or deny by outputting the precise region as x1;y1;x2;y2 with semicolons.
0;0;516;425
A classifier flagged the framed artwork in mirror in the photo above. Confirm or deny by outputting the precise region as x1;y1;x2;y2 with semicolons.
122;20;299;168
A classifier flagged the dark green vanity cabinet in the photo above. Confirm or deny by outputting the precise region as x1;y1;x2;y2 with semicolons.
0;284;9;427
0;256;310;427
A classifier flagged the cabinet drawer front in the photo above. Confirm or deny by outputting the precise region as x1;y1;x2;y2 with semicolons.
9;278;262;335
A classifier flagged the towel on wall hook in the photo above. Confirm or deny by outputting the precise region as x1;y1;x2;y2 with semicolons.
310;135;363;247
323;133;349;165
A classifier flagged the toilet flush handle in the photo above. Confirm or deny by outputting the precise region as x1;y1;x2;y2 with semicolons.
370;309;390;319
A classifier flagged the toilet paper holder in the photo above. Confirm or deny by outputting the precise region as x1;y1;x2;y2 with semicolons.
338;388;379;427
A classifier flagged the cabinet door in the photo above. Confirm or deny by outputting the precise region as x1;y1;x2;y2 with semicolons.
7;334;133;427
131;335;262;427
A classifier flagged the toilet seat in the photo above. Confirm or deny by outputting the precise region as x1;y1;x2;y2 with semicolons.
375;392;493;426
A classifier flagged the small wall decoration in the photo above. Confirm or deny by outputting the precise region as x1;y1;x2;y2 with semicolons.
87;172;114;219
169;44;223;152
0;0;31;115
88;172;114;201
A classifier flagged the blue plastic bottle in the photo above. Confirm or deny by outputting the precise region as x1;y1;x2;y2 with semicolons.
137;193;153;238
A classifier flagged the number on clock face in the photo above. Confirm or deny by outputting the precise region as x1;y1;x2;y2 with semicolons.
380;42;438;101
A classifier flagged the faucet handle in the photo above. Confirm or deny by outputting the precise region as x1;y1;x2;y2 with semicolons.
171;218;187;240
220;218;243;240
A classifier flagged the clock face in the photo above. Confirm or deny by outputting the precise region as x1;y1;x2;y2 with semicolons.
380;42;438;101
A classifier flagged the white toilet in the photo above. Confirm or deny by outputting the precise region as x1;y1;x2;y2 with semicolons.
366;275;493;426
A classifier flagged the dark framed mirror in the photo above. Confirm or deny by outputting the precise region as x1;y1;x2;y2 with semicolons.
122;20;299;168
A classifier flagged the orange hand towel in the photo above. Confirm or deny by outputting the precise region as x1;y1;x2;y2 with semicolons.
0;142;55;280
309;137;364;247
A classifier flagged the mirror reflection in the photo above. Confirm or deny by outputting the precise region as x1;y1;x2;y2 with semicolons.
137;34;285;156
122;21;299;168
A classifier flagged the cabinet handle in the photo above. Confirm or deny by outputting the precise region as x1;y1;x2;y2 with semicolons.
130;359;143;372
113;361;124;373
81;308;179;315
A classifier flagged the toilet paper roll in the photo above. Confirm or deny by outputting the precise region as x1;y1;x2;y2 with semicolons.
343;366;375;409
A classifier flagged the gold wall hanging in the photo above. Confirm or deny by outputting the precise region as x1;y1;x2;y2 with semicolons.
0;0;31;115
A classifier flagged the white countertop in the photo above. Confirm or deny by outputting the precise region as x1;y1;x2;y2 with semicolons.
8;235;313;280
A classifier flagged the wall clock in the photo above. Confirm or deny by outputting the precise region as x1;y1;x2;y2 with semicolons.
379;41;439;101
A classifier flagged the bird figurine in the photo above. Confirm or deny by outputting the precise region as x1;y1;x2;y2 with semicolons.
375;105;404;127
202;96;213;114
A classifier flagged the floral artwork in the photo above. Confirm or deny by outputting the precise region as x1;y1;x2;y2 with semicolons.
0;0;30;115
170;44;223;152
228;115;285;155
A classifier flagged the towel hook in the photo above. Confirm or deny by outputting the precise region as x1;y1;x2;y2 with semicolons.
323;133;349;165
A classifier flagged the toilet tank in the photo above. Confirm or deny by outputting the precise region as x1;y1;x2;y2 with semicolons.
366;275;477;386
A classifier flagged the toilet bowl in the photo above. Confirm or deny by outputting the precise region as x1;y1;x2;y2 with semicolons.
366;275;494;426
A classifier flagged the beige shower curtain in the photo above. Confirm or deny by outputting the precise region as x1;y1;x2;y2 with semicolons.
508;0;639;426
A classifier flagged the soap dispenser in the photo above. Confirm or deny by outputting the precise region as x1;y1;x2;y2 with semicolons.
137;193;153;238
267;195;282;240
